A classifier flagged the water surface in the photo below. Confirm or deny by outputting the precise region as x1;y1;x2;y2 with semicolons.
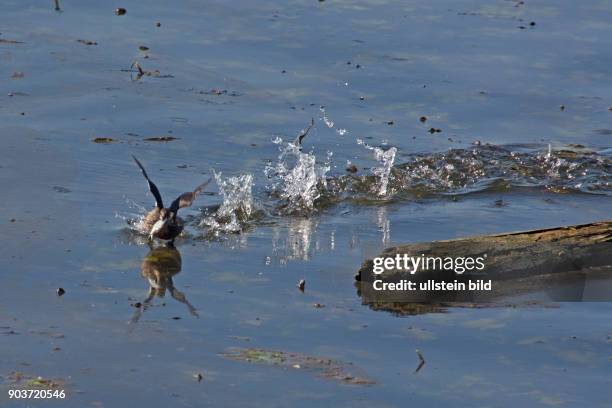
1;0;611;406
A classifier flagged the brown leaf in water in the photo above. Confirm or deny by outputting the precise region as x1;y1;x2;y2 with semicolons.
0;39;24;44
92;137;115;143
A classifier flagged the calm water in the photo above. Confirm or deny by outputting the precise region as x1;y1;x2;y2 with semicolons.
1;0;611;406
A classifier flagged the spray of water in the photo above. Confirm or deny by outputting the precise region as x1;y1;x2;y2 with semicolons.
114;198;157;244
396;144;610;194
201;171;254;233
116;198;149;233
265;138;331;212
320;106;335;129
319;106;347;135
357;139;397;196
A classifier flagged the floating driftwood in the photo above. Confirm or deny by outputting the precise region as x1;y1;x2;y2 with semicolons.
356;221;612;308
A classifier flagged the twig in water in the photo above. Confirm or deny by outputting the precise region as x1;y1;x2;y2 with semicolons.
130;61;145;81
414;349;425;373
128;61;173;80
293;118;315;147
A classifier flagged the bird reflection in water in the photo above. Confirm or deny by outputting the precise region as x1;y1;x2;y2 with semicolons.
130;244;198;325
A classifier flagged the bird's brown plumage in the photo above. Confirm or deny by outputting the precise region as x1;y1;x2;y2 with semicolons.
132;156;211;241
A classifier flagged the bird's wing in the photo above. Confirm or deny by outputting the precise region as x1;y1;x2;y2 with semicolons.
132;155;164;209
169;178;212;214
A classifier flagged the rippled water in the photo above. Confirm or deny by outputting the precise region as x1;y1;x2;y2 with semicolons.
1;0;611;407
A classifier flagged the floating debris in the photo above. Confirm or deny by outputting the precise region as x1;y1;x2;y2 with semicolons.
420;116;427;123
143;136;179;142
196;88;242;97
77;39;97;46
0;38;24;44
131;61;144;77
92;137;115;143
346;163;358;173
495;199;508;207
222;348;374;385
53;186;71;194
8;372;66;389
415;349;425;373
129;61;173;80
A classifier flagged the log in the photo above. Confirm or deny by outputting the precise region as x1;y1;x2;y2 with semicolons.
356;221;612;308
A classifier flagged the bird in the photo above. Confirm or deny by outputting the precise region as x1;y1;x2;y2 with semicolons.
132;155;211;242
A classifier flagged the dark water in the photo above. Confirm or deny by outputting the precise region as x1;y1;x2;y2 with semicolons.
1;0;611;406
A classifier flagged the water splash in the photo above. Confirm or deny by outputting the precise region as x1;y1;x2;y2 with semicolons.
357;139;397;196
318;106;347;136
265;138;331;212
396;144;611;194
120;143;610;245
320;106;335;129
201;171;254;233
116;198;149;234
114;198;155;245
